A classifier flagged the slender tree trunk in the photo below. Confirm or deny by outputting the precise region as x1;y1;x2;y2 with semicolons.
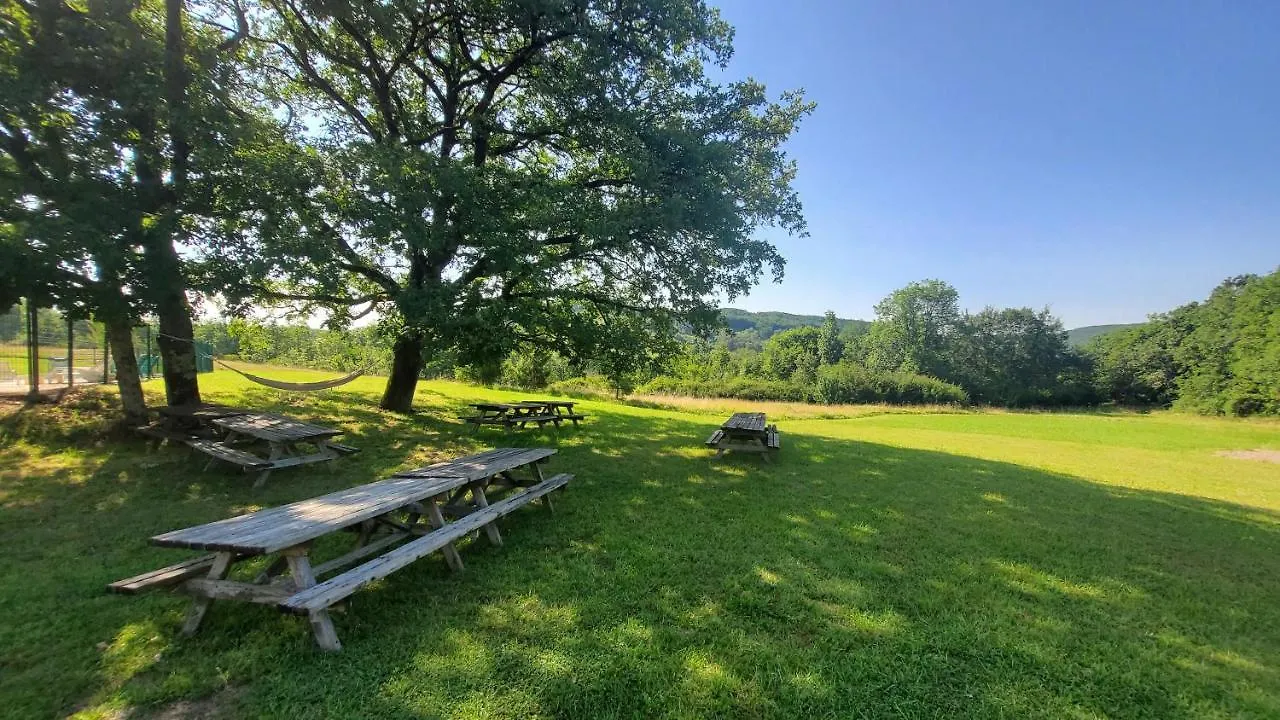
145;0;200;407
106;319;148;425
380;333;425;412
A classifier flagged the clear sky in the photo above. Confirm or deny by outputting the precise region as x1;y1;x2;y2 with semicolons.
714;0;1280;327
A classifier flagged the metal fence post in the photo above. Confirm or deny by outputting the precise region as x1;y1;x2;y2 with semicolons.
102;324;110;384
67;316;74;388
25;299;38;398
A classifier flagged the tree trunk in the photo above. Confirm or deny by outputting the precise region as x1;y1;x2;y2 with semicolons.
144;0;200;407
155;298;201;406
380;333;425;412
106;319;149;425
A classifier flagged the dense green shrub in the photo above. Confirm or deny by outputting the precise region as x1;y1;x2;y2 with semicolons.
499;349;573;389
638;376;807;402
639;369;966;406
546;375;617;400
814;365;967;405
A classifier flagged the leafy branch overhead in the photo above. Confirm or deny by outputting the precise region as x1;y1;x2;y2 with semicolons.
200;0;811;410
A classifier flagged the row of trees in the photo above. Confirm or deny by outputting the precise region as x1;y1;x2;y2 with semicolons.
195;270;1277;415
2;0;810;422
1087;269;1279;416
671;280;1091;407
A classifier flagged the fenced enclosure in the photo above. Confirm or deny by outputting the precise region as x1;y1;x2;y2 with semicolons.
0;301;176;399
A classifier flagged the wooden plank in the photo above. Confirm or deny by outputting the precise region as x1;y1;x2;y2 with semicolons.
279;473;572;615
394;447;555;480
213;412;342;443
150;475;468;554
310;530;415;577
187;439;273;469
108;554;219;594
181;578;294;604
705;429;725;446
723;412;766;433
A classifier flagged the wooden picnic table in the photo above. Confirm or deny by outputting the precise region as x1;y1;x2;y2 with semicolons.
108;448;571;652
186;412;357;488
519;400;586;426
461;400;585;431
706;412;780;461
135;403;248;448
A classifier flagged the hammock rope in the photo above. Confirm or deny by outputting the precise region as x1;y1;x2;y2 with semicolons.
157;332;372;392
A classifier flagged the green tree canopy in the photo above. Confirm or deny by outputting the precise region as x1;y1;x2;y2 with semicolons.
204;0;812;411
864;279;961;377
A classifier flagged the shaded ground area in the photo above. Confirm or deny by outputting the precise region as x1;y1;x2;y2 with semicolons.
1;378;1278;719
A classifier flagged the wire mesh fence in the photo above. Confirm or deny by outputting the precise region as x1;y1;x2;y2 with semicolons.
0;300;170;398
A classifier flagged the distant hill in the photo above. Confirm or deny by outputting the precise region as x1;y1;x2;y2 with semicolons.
1067;324;1142;346
719;308;870;339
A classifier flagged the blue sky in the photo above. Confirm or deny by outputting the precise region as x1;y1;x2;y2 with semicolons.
714;0;1280;327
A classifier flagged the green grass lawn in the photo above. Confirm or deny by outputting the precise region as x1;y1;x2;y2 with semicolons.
1;368;1279;719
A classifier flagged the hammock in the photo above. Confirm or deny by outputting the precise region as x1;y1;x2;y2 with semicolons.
214;359;366;392
155;330;371;392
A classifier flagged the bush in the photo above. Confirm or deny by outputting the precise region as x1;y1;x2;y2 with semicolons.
638;376;807;402
546;375;616;400
814;365;968;405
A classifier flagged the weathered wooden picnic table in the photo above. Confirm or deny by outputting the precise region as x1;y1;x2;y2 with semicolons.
187;412;358;488
108;448;571;651
134;403;248;448
461;400;584;431
706;412;780;461
520;400;586;426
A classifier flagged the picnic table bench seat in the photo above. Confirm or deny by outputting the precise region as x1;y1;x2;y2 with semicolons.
109;448;569;652
187;438;274;471
109;554;225;594
280;472;571;615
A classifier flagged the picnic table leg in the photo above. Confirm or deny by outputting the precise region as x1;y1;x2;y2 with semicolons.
424;497;465;572
530;462;555;512
181;551;233;636
470;483;503;546
284;547;341;652
253;442;284;489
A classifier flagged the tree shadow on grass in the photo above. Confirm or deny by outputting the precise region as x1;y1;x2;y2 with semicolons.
2;391;1279;718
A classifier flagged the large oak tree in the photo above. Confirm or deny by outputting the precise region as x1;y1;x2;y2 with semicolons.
209;0;811;411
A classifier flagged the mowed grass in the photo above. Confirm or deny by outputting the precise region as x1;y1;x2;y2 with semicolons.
1;368;1278;719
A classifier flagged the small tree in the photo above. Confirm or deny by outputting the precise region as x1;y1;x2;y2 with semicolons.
818;310;843;365
865;279;961;378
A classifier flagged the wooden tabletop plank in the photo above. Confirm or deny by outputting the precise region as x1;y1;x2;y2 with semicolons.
394;447;555;480
723;412;766;432
150;475;467;554
154;403;247;420
212;412;343;442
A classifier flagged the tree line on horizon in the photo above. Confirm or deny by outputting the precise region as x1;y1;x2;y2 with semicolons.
192;268;1279;416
